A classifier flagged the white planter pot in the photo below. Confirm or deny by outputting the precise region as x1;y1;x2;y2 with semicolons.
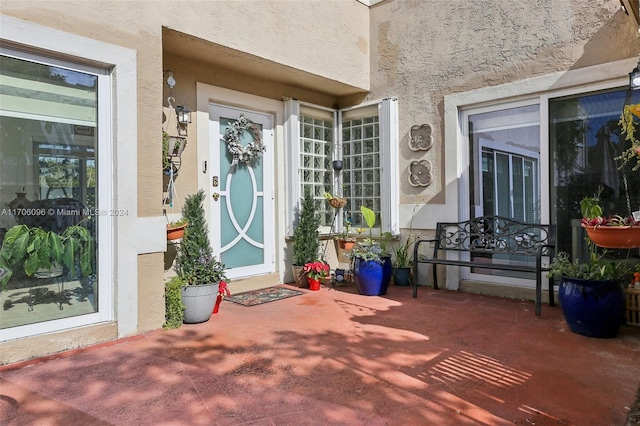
181;282;219;324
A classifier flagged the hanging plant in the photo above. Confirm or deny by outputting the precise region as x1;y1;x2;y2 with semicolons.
223;115;265;172
617;103;640;171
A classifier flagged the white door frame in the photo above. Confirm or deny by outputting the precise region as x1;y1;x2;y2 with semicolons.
209;104;274;279
196;84;285;281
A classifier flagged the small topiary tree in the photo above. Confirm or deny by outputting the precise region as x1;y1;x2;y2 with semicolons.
174;189;227;285
292;189;321;266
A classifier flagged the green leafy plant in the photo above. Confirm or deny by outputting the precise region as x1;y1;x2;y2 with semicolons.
0;222;94;290
346;206;391;263
292;189;321;266
163;275;185;329
392;201;420;268
580;187;640;227
547;251;633;281
339;215;355;241
166;217;187;229
174;190;227;285
162;131;172;171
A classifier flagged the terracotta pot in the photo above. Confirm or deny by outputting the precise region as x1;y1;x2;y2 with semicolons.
167;224;186;241
583;225;640;249
338;239;355;250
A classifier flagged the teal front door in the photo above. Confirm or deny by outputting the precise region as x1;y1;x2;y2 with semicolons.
209;104;274;279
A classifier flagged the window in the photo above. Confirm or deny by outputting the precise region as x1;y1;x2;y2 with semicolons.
0;50;103;332
299;107;334;227
468;103;541;223
287;99;398;236
549;89;639;262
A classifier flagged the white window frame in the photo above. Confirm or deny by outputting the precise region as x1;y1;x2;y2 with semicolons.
0;16;141;342
286;98;399;237
441;58;634;290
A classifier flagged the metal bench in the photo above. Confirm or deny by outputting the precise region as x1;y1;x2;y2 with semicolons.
412;216;556;315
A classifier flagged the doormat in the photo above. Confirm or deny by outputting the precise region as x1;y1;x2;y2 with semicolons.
226;287;303;307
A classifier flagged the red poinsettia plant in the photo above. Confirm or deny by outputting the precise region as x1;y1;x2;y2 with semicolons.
303;260;330;280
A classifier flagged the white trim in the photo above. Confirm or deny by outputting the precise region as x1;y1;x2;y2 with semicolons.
379;98;399;235
284;98;300;236
0;15;139;340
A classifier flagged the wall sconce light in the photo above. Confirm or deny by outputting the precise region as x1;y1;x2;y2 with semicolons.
175;105;191;136
630;59;640;90
175;105;192;124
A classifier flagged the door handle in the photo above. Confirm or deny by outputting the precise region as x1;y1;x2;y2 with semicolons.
213;193;220;201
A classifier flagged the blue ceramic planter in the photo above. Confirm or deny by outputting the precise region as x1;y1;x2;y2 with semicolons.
393;267;411;286
353;256;392;296
558;276;626;338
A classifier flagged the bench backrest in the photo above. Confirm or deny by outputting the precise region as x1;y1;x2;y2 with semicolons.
435;216;555;256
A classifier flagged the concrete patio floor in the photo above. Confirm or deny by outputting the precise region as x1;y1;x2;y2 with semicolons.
1;282;639;425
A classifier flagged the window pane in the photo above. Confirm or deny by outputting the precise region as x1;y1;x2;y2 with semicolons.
343;113;381;229
299;115;333;226
0;55;99;329
550;89;639;263
468;104;540;279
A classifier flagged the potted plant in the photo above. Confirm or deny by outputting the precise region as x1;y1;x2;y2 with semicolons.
580;188;640;249
0;220;94;290
291;189;321;287
334;214;357;262
346;206;392;296
174;190;227;323
391;200;420;286
162;132;182;193
547;250;635;338
303;260;329;291
166;217;188;241
163;275;186;329
392;237;414;287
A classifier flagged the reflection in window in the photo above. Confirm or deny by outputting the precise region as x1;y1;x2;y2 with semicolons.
550;89;640;262
0;54;99;329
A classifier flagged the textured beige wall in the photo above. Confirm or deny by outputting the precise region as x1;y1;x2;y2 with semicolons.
0;0;371;353
368;0;640;205
0;0;370;218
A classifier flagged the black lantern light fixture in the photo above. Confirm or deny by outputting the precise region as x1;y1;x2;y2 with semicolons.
175;105;192;125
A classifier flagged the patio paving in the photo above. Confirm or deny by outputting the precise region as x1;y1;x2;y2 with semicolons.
1;282;639;425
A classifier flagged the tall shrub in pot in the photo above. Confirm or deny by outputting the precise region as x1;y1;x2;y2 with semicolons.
174;190;227;323
291;189;320;286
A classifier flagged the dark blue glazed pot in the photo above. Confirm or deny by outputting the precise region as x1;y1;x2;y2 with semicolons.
393;267;411;286
353;256;392;296
558;276;626;338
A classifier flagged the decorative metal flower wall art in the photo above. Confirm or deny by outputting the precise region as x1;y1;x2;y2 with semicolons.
409;124;433;151
408;160;433;187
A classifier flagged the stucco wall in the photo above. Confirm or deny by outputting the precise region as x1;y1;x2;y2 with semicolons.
0;0;371;358
0;0;370;217
368;0;640;206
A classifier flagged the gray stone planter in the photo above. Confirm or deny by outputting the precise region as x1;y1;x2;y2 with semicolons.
181;282;219;324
